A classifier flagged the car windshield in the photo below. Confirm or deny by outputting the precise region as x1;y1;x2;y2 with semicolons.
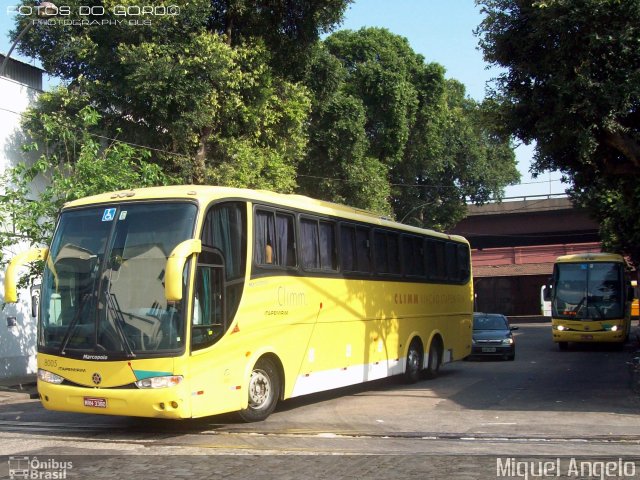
474;315;508;330
39;202;197;359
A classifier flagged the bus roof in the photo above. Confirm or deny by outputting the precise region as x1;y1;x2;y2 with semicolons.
555;252;624;263
63;185;468;244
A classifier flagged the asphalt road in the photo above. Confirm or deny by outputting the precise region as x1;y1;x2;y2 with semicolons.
1;322;639;479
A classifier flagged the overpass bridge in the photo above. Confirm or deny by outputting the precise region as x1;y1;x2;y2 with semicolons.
449;195;601;316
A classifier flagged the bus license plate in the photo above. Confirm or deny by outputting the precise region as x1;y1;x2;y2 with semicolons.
482;347;496;353
581;334;593;340
84;397;107;408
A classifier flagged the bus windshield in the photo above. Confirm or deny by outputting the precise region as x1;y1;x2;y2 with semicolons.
39;202;197;359
552;262;624;320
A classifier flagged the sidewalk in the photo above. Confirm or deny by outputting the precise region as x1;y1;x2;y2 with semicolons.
0;374;38;403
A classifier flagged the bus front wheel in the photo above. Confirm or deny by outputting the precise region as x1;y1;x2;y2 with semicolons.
238;357;280;422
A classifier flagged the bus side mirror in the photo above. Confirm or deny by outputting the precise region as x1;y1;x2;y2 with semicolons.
4;247;49;303
543;286;552;302
165;239;201;302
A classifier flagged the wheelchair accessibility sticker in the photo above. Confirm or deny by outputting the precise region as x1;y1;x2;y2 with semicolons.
102;208;116;222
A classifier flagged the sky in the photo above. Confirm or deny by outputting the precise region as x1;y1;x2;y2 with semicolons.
338;1;568;199
0;1;569;199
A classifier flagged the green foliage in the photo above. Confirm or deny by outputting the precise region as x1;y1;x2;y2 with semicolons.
207;0;352;79
477;0;640;263
11;1;329;189
299;28;519;227
570;177;640;261
0;98;175;261
3;0;346;281
6;2;521;261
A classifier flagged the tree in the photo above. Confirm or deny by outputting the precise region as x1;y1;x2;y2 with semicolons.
10;0;348;186
476;0;640;262
0;96;174;263
299;28;519;228
207;0;352;78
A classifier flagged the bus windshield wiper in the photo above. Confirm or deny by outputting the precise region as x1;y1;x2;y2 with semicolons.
572;296;587;318
59;293;91;356
106;292;136;358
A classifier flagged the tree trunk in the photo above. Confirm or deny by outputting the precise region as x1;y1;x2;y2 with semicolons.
225;14;233;46
602;130;640;174
193;126;212;184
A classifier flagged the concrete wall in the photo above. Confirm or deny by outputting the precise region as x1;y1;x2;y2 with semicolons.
0;73;43;384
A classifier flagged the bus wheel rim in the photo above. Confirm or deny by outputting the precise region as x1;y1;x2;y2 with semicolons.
408;348;420;372
248;369;271;409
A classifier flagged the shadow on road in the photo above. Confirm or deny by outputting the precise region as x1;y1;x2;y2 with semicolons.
0;324;638;438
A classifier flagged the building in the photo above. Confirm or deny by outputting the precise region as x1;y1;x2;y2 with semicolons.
449;195;601;317
0;54;45;384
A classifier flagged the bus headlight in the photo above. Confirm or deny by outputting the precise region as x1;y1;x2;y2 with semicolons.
605;325;619;332
556;325;567;331
135;375;183;389
38;369;64;384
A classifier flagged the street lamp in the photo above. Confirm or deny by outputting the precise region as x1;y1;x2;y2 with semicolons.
400;199;442;224
0;2;57;78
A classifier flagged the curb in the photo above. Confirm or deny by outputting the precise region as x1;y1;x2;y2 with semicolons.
0;383;39;402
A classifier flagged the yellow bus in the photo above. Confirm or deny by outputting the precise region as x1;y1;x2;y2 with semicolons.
547;253;632;350
4;186;473;421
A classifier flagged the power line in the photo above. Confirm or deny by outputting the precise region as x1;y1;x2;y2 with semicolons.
297;173;566;189
0;105;190;161
1;105;569;192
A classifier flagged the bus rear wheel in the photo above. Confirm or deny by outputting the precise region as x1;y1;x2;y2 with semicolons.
238;357;280;422
422;341;441;379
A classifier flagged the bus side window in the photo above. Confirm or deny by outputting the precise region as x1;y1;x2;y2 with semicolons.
388;233;400;274
340;224;356;272
373;230;400;275
339;223;371;274
301;217;337;271
426;239;446;281
356;227;371;273
277;213;296;267
255;210;276;265
445;242;457;281
457;244;470;282
319;221;337;270
255;209;296;268
301;218;320;269
402;235;426;278
374;231;389;274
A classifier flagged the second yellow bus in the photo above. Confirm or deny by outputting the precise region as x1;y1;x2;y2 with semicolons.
548;253;632;350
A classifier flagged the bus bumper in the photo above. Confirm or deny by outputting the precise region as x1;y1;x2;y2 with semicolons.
552;330;626;344
37;380;192;419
